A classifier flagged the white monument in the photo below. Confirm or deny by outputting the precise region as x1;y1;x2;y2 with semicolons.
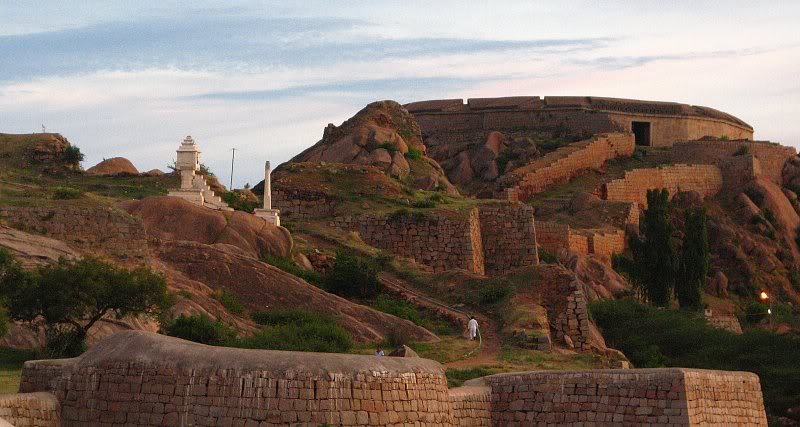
168;136;232;211
253;160;281;226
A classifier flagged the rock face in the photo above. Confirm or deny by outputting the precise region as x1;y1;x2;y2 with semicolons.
156;240;438;343
86;157;139;176
0;226;80;268
290;100;458;195
121;196;291;260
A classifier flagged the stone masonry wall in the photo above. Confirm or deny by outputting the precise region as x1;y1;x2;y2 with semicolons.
535;221;625;262
331;208;485;274
448;386;491;427
672;140;796;185
476;368;767;426
0;392;59;427
0;206;148;260
588;229;626;262
272;188;336;220
500;133;635;202
477;203;538;275
604;164;723;207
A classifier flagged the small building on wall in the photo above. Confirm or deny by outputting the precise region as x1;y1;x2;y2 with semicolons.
405;96;753;149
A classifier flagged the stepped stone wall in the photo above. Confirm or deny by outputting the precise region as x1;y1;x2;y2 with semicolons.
0;392;59;427
20;332;769;427
603;164;723;207
672;140;796;185
500;133;635;202
477;203;538;275
331;208;485;274
534;221;625;261
0;206;148;260
474;368;767;426
408;96;753;150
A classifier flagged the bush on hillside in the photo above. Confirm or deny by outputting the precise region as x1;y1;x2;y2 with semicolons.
405;147;423;160
372;294;423;325
590;299;800;419
538;248;558;264
52;186;83;199
264;255;322;285
63;145;84;165
242;308;352;353
164;314;237;346
220;191;259;213
213;289;244;314
323;250;381;298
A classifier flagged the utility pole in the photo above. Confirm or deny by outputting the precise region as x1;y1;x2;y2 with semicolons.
230;148;237;190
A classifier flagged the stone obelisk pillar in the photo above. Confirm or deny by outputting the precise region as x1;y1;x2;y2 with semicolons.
254;160;280;226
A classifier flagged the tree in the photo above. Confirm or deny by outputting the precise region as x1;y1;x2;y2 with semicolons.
676;208;709;310
0;255;170;356
323;250;380;298
630;189;677;307
63;145;84;166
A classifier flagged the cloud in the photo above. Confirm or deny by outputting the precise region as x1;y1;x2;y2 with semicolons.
572;45;793;70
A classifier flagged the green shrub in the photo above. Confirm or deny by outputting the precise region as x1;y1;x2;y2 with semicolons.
720;135;730;141
411;199;436;209
240;309;352;353
324;250;381;298
445;366;493;388
744;301;769;324
466;278;515;306
41;326;87;358
405;147;423;160
0;305;7;338
220;191;259;213
164;314;236;345
590;299;800;418
372;294;422;325
213;289;244;314
264;255;322;285
377;142;398;153
538;248;558;264
52;186;83;199
63;145;84;165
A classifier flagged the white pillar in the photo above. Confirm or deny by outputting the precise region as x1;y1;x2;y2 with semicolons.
264;161;272;210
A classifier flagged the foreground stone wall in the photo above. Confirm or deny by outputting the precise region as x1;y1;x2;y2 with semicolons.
603;164;723;207
0;206;148;260
672;140;796;185
331;208;485;274
0;392;59;427
20;332;770;426
474;368;767;426
500;133;635;201
477;203;538;275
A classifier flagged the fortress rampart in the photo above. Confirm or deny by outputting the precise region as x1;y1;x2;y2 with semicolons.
406;96;753;149
671;140;796;185
16;332;768;426
534;221;626;262
603;164;724;207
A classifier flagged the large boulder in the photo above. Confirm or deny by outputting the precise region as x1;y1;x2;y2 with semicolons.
121;196;291;260
289;100;458;195
0;226;80;268
86;157;139;176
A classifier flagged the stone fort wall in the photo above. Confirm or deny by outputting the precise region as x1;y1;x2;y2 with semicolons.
472;368;767;426
407;96;753;149
603;164;724;207
331;203;539;276
20;332;768;426
534;221;626;262
0;392;59;427
0;206;149;260
671;140;796;185
499;133;635;202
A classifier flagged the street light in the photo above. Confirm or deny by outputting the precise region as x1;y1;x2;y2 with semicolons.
760;291;768;301
760;291;772;326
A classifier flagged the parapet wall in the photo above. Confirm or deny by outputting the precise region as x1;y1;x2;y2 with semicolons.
407;96;753;149
0;206;149;260
603;164;723;207
273;188;337;220
474;368;767;426
19;332;769;426
477;203;538;275
672;140;796;185
534;221;625;262
500;133;635;202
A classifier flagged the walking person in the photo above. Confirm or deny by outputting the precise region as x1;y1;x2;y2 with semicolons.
466;316;479;340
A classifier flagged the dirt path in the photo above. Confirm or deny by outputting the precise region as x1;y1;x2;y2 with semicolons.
378;273;501;368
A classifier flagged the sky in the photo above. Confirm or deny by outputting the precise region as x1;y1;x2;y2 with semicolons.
1;1;799;188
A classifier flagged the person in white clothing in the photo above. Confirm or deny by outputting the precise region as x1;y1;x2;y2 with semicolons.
467;316;479;340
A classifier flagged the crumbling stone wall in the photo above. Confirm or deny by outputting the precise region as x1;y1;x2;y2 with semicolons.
535;221;625;261
0;206;148;260
272;188;336;220
477;203;538;275
408;96;753;150
603;164;723;207
0;392;59;427
476;368;767;426
448;386;491;426
500;133;635;201
588;229;626;262
331;208;485;274
672;140;796;185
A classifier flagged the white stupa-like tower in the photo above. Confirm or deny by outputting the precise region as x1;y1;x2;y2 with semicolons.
167;136;231;211
254;160;280;226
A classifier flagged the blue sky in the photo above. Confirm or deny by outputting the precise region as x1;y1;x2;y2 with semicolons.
1;1;799;187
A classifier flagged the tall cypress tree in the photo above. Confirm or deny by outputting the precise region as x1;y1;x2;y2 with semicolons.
676;207;709;310
631;189;677;307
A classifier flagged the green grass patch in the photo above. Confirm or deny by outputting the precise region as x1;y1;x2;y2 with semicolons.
445;366;494;388
0;347;36;395
52;186;83;199
263;255;322;285
243;308;352;353
213;289;245;315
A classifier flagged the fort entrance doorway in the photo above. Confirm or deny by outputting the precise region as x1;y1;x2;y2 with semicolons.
632;121;651;146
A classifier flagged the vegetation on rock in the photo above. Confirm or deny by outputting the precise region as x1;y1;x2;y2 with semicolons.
676;207;709;310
